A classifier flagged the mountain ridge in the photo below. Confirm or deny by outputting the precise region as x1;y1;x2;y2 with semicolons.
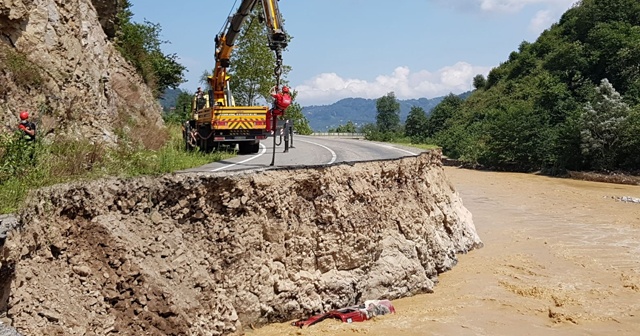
302;92;471;131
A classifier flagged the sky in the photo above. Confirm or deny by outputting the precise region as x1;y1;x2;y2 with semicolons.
129;0;578;106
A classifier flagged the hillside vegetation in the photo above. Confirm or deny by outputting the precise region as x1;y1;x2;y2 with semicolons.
115;0;185;98
424;0;640;173
303;96;455;132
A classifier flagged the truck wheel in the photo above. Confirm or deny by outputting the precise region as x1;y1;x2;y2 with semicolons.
238;142;250;154
250;143;260;154
239;142;260;154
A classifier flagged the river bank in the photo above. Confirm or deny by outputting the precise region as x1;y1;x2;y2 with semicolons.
249;166;640;335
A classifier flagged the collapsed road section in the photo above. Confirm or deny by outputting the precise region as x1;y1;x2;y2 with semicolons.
0;150;482;335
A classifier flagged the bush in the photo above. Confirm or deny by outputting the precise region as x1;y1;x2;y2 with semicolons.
115;1;185;97
0;48;43;89
0;132;37;183
0;124;233;213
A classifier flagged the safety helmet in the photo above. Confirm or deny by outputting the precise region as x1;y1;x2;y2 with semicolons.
19;111;29;120
282;86;290;94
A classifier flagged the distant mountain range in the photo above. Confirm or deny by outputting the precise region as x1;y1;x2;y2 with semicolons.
159;88;472;132
159;88;183;111
303;92;471;132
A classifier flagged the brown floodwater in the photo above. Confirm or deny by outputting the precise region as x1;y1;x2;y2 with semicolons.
247;167;640;336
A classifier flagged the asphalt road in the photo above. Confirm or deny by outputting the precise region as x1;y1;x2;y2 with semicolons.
183;135;426;173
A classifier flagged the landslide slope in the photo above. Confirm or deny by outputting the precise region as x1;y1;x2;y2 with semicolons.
1;151;482;335
0;0;161;141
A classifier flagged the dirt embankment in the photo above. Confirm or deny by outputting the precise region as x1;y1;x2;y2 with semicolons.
0;151;482;335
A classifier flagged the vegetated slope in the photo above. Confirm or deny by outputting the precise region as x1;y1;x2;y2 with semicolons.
430;0;640;173
1;152;481;335
0;0;162;142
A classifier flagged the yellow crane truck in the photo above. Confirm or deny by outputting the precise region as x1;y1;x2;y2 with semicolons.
183;0;288;154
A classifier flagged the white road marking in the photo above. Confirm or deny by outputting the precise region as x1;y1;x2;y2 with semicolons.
297;139;338;164
210;143;267;172
369;142;418;156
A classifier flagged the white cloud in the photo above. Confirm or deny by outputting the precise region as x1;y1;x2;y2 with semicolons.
431;0;576;13
294;62;492;106
432;0;577;41
529;9;553;34
479;0;576;13
478;0;529;12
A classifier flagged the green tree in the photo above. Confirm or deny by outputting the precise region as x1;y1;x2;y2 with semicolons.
163;91;194;124
486;66;507;89
329;121;357;133
425;93;463;138
617;105;640;168
229;6;291;105
586;22;640;96
472;74;487;90
376;92;401;133
404;106;427;138
360;122;385;141
483;102;549;168
579;78;630;170
115;1;186;97
342;121;357;133
199;69;213;91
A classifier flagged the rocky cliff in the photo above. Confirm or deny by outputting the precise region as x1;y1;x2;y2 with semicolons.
0;151;482;335
0;0;161;142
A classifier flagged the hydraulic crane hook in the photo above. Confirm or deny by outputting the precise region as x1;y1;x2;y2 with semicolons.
270;48;284;166
274;49;283;80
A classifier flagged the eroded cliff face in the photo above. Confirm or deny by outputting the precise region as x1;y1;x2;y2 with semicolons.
0;0;161;142
0;151;482;335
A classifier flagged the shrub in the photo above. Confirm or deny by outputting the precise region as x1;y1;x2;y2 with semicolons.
0;47;43;88
0;124;234;213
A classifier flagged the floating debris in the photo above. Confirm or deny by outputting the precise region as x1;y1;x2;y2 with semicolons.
617;196;640;204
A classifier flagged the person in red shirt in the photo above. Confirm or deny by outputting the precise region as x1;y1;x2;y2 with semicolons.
266;85;292;132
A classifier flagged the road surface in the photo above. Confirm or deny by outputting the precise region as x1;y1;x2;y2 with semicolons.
183;135;424;173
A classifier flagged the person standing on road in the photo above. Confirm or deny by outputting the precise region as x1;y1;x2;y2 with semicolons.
18;111;36;142
266;85;292;133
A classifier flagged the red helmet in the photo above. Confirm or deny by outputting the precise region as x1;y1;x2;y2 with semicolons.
282;86;290;94
19;111;29;120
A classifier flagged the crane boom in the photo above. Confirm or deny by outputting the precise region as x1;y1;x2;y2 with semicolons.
211;0;288;106
183;0;289;156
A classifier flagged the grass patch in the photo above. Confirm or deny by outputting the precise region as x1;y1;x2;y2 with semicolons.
389;137;440;150
0;124;234;214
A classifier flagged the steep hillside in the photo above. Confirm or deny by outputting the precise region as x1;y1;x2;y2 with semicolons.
0;0;162;142
429;0;640;172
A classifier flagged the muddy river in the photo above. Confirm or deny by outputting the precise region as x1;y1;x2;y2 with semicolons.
248;166;640;336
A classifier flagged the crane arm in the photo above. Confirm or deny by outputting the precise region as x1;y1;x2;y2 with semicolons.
210;0;288;106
